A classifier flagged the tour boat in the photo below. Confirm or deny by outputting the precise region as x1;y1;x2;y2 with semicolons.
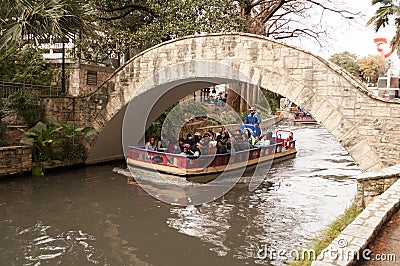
126;130;297;179
293;111;317;124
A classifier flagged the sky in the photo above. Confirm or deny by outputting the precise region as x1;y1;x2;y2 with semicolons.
284;0;397;61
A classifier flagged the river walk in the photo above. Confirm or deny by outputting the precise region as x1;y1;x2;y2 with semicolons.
357;209;400;266
312;164;400;266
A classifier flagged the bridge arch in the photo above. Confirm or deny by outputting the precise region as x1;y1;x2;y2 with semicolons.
56;33;400;172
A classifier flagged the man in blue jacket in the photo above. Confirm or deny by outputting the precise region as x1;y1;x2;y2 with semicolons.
243;106;262;137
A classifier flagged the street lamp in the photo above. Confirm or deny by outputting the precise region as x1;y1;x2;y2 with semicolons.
61;40;66;95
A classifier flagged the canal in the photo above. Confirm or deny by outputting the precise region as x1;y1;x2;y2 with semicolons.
0;125;361;265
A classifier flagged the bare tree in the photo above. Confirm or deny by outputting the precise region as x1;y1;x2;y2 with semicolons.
237;0;358;46
226;0;359;112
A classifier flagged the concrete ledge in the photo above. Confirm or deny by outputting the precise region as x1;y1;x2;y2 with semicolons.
311;172;400;266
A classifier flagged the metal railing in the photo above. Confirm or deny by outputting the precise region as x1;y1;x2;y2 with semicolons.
0;81;62;98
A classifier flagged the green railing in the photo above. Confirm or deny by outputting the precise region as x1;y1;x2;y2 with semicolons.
0;81;62;98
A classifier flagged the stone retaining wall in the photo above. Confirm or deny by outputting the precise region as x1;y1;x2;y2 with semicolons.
0;146;32;176
356;164;400;208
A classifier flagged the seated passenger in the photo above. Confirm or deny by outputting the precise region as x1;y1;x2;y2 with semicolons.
254;136;262;147
244;129;255;145
178;138;185;152
226;141;232;153
180;144;194;156
185;133;196;148
241;133;253;150
191;143;202;157
156;134;168;152
262;134;271;146
216;140;228;154
221;132;230;145
208;141;217;155
145;137;157;151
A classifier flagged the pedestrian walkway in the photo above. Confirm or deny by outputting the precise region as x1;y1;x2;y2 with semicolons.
357;209;400;265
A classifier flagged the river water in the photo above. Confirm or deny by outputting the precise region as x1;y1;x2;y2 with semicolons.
0;125;361;266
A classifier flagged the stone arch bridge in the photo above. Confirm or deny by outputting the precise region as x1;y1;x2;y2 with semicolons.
42;33;400;172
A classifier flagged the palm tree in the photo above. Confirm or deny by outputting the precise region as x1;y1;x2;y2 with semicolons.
368;0;400;55
0;0;93;49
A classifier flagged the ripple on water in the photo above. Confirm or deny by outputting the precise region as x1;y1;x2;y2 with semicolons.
15;221;106;265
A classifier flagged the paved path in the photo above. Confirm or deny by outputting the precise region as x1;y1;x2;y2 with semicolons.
357;209;400;266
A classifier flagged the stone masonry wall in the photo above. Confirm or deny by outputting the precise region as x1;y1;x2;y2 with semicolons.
0;145;32;176
356;164;400;208
68;64;115;97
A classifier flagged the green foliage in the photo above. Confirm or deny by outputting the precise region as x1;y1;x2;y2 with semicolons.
19;118;96;176
260;88;281;113
357;55;384;83
47;117;96;163
290;201;362;266
0;45;58;85
19;121;63;176
329;51;360;78
146;101;208;139
8;91;43;126
209;111;243;125
79;0;244;61
0;0;94;49
146;103;177;140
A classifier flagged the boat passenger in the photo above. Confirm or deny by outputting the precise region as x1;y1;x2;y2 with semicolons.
244;128;255;145
199;135;211;154
226;141;232;153
145;137;157;151
191;143;202;157
221;132;230;145
234;132;251;151
180;144;194;156
207;130;216;140
240;133;253;150
185;133;196;148
208;141;217;154
254;136;261;147
262;134;271;146
216;140;228;154
178;138;185;152
216;127;223;137
156;134;168;152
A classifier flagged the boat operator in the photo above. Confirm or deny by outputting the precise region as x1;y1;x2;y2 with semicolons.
243;106;262;137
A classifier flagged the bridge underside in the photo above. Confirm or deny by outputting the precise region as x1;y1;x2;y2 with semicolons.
86;81;218;164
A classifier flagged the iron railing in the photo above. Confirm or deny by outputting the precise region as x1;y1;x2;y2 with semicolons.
0;81;62;98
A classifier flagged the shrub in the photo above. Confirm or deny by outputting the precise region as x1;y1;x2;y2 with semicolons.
8;91;42;126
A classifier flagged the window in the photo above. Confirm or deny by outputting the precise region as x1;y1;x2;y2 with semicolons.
87;70;97;85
